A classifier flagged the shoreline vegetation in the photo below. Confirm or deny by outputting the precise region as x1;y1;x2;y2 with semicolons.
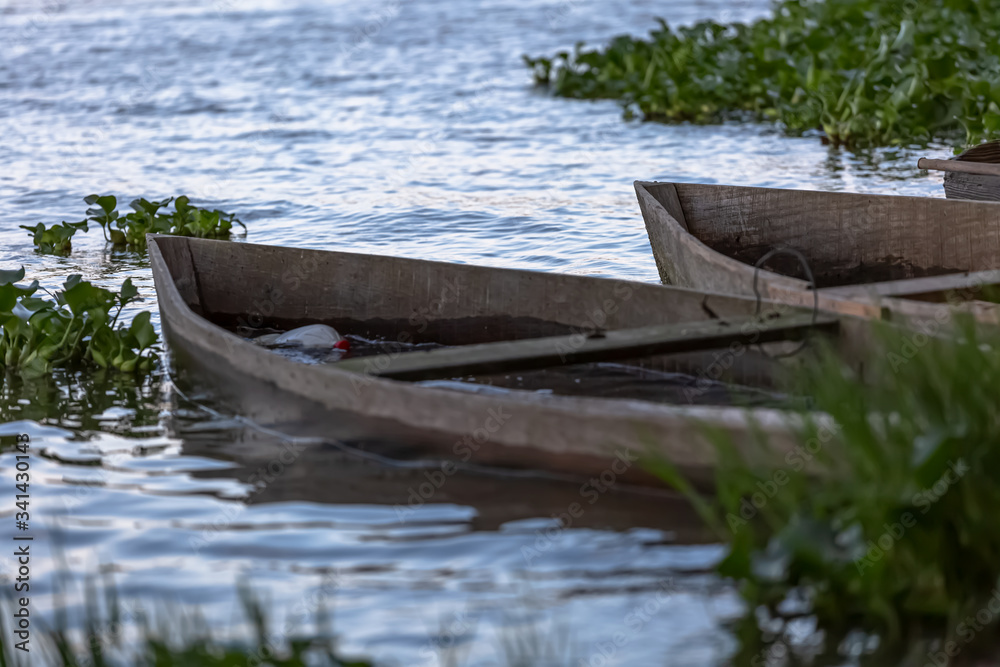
0;270;157;378
3;194;244;381
653;316;1000;665
525;0;1000;149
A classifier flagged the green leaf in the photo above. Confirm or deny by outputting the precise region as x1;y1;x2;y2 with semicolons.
890;19;915;50
2;314;29;339
0;285;21;313
0;281;37;313
19;354;49;379
19;224;44;242
85;306;109;328
119;278;139;304
130;197;173;216
96;195;117;214
35;341;60;361
150;217;173;234
10;300;33;321
17;297;51;313
129;311;156;349
985;110;1000;134
16;280;39;297
62;280;113;317
89;326;116;357
0;267;25;286
0;287;18;314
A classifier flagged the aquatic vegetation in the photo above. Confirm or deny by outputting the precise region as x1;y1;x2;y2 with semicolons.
0;578;374;666
0;365;164;429
653;317;1000;663
19;220;90;255
525;0;1000;148
0;267;157;378
23;193;245;254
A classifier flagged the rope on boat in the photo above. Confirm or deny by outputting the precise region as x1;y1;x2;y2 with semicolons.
752;246;820;359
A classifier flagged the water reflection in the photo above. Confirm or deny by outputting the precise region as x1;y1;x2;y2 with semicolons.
1;364;736;665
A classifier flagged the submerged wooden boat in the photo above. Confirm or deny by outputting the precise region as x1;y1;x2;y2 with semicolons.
635;181;1000;325
149;235;866;487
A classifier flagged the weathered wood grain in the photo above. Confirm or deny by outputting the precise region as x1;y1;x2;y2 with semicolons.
928;141;1000;201
823;269;1000;301
636;180;1000;327
919;157;1000;177
944;172;1000;202
156;235;204;315
954;140;1000;163
337;312;838;381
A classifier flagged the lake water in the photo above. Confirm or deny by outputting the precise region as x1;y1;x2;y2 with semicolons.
0;0;946;664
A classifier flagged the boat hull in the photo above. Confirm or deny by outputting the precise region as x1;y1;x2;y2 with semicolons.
636;181;1000;325
943;141;1000;202
150;235;826;487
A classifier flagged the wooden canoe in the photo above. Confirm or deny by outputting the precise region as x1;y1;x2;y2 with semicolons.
635;180;1000;324
943;142;1000;202
149;235;861;488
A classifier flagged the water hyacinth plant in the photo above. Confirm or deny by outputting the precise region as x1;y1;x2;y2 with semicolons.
0;267;158;378
653;317;1000;664
23;193;245;254
19;220;90;255
86;194;246;249
526;0;1000;148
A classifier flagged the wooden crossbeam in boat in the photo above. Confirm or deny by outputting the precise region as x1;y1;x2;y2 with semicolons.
335;312;839;381
821;270;1000;301
918;157;1000;178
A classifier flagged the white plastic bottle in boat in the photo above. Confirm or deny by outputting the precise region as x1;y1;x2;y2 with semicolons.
254;324;350;354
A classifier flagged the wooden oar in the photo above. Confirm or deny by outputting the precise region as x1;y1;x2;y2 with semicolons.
918;157;1000;177
336;312;839;381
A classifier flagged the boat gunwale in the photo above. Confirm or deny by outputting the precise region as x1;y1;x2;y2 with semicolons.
634;180;1000;324
635;179;1000;206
